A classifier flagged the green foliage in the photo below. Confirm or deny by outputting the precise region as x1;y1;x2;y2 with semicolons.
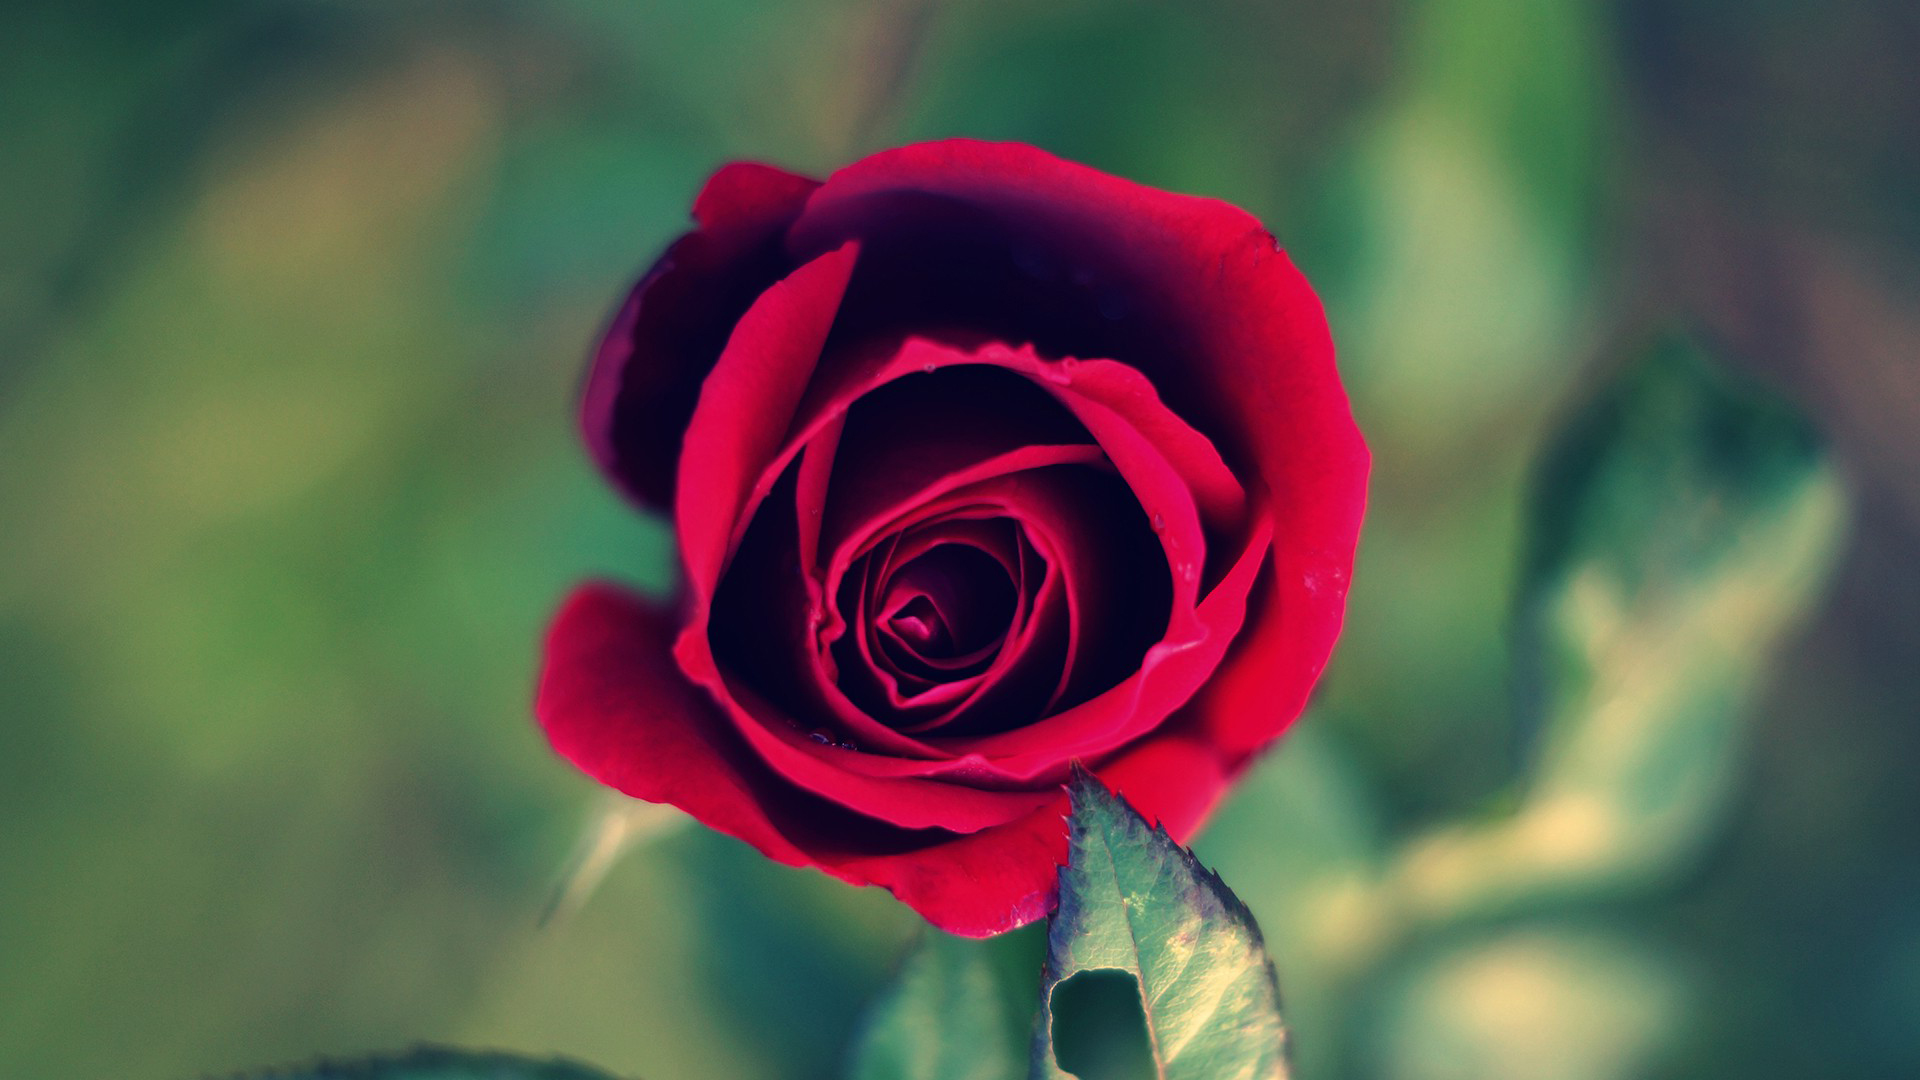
1033;772;1289;1080
1370;926;1683;1080
2;0;1906;1077
215;1047;622;1080
846;932;1021;1080
1391;335;1846;922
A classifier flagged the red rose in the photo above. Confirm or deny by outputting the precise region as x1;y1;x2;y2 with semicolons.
537;140;1367;936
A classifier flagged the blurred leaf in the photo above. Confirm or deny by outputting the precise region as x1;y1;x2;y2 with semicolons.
846;932;1020;1080
216;1046;624;1079
1310;0;1612;821
1331;0;1606;443
1371;926;1683;1080
1407;0;1607;233
1394;335;1847;921
1033;771;1289;1080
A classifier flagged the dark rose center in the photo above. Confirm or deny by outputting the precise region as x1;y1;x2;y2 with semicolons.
706;365;1177;742
875;542;1018;676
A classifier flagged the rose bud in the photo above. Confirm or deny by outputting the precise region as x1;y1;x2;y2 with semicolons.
537;140;1368;937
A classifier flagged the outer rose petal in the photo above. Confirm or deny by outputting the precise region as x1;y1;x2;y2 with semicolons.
537;582;1064;936
583;162;818;510
836;740;1224;938
691;160;820;230
826;799;1068;938
538;583;813;868
674;242;861;608
1094;733;1229;840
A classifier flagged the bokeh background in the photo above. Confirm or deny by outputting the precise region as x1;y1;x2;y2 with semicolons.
4;1;1919;1078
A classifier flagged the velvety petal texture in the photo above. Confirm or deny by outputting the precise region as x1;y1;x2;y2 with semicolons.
538;139;1368;936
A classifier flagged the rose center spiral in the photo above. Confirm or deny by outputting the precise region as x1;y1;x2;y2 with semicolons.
874;542;1017;677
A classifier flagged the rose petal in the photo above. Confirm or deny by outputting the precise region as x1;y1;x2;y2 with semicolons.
694;475;1055;830
712;670;1057;831
692;160;820;230
825;796;1069;938
692;336;1258;786
824;465;1160;736
674;242;861;609
583;162;818;509
842;512;1064;727
537;582;1063;935
934;513;1274;775
819;443;1109;590
805;363;1093;564
708;471;957;760
794;139;1367;764
1035;356;1249;571
864;519;1023;690
1093;733;1230;842
1167;562;1334;762
537;583;813;866
556;577;1031;835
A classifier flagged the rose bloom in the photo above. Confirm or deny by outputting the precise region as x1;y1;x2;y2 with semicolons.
537;140;1367;937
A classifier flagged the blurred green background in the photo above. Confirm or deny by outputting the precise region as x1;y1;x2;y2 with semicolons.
4;1;1919;1078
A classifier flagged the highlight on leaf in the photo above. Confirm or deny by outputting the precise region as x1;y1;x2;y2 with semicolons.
1033;769;1291;1080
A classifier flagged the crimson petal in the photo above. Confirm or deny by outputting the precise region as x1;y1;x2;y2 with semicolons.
537;583;1062;936
673;242;860;611
583;162;819;510
795;139;1367;767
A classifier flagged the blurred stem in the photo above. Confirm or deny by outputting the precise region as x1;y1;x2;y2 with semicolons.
825;0;942;159
539;792;684;928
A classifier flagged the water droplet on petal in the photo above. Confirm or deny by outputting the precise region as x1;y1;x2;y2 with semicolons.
920;362;937;374
1151;513;1166;532
808;730;834;745
1036;358;1074;386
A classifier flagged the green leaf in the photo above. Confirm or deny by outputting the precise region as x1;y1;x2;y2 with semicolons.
1333;0;1606;447
846;931;1022;1080
1033;771;1290;1080
212;1047;624;1080
1393;334;1847;921
1192;728;1388;1080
